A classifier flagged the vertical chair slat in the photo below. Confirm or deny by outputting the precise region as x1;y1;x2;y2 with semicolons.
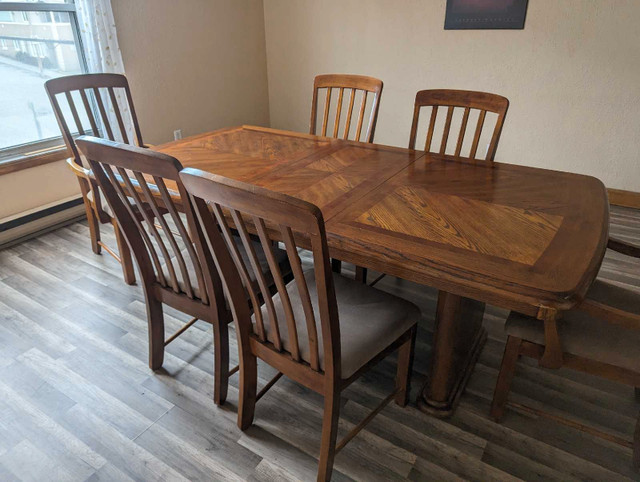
79;89;100;135
255;218;300;361
281;225;320;371
440;106;454;155
364;92;379;143
355;90;368;142
64;92;85;136
486;115;506;161
93;87;115;141
321;88;332;137
116;167;179;291
455;107;470;157
425;106;438;152
156;178;208;303
470;110;487;160
343;88;356;140
211;204;266;341
134;172;193;298
229;209;282;350
103;165;167;285
108;87;130;144
123;84;144;147
333;88;344;138
408;104;420;150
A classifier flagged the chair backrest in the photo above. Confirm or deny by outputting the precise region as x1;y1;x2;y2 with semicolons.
45;73;144;165
310;74;383;143
76;136;215;305
180;168;341;377
409;89;509;162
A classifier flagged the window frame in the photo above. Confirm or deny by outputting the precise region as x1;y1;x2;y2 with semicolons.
0;1;89;169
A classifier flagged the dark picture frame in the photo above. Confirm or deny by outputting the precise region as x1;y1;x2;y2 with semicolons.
444;0;529;30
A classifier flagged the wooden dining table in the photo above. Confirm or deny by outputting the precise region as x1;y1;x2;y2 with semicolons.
156;125;609;417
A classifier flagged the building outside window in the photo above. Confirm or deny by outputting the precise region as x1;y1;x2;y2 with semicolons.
0;0;88;158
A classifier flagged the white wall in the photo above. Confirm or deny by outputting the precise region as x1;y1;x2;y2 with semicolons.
1;0;270;221
263;0;640;191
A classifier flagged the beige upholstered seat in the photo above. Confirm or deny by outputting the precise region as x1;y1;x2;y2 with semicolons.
253;270;420;378
161;237;290;299
87;189;113;217
505;281;640;373
584;279;640;315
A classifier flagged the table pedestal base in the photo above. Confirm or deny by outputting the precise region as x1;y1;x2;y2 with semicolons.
417;291;487;418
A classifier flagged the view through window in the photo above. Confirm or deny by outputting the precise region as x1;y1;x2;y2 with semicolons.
0;0;88;158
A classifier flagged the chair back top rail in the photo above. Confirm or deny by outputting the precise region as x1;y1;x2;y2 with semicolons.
310;74;383;143
45;73;144;164
409;89;509;161
180;167;341;377
76;136;212;305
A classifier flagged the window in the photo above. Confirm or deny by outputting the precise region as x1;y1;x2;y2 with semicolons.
0;1;88;158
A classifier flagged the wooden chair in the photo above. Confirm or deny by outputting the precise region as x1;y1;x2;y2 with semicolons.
310;74;383;282
180;167;420;481
75;136;290;406
409;89;509;162
310;74;383;143
491;237;640;470
45;73;145;285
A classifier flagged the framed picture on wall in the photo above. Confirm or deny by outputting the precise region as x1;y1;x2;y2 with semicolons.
444;0;529;30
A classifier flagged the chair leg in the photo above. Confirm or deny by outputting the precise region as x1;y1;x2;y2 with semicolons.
634;411;639;470
355;266;367;284
331;259;342;274
146;296;165;370
213;321;229;406
85;199;101;255
395;326;417;406
490;335;522;422
238;353;257;431
317;386;341;482
112;219;136;285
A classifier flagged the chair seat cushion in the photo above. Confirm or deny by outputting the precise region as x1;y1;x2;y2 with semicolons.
585;279;640;315
87;188;113;218
505;291;640;374
252;271;420;379
160;236;290;299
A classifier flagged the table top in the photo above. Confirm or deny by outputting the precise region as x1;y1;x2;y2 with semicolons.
157;125;609;315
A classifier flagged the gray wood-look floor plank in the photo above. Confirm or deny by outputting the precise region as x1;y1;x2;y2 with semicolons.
0;206;638;481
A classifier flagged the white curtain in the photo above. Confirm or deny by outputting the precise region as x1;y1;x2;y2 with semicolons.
75;0;136;144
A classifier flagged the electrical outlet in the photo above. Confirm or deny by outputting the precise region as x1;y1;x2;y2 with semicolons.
173;129;183;140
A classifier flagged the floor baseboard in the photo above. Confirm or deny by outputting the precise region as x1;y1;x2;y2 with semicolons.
0;199;85;249
608;188;640;209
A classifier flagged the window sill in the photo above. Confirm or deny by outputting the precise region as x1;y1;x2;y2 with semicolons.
0;145;71;176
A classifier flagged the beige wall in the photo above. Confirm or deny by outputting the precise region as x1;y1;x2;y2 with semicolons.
263;0;640;191
111;0;270;144
1;0;269;221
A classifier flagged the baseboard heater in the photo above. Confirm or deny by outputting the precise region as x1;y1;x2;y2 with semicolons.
0;197;86;249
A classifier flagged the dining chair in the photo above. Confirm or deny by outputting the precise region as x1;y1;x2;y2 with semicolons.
75;136;290;406
408;89;509;162
45;73;146;285
490;238;640;469
310;74;383;143
310;73;384;282
180;167;419;481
